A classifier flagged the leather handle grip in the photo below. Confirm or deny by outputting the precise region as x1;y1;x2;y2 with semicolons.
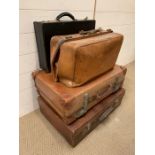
79;28;103;35
79;28;113;35
56;12;75;21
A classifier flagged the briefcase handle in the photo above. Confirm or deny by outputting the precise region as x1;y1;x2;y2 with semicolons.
56;12;75;21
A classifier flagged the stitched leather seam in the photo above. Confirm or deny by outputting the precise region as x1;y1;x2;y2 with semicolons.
72;46;79;84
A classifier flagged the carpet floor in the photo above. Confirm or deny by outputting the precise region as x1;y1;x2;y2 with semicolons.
20;62;135;155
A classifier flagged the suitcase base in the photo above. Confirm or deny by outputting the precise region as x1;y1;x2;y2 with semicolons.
38;88;125;147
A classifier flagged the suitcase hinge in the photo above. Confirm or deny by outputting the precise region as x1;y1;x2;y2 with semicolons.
75;93;89;118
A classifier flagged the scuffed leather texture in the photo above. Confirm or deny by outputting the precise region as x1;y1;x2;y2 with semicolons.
50;30;123;87
33;65;127;123
38;88;125;147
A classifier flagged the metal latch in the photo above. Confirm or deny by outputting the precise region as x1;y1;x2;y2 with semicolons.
74;93;89;118
99;106;114;122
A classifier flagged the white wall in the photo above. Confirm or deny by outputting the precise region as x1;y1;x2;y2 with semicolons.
95;0;135;65
19;0;135;117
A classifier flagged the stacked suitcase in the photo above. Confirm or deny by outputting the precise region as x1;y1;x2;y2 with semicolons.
33;12;127;147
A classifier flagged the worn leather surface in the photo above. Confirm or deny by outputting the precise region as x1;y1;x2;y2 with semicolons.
50;29;123;87
38;88;125;146
20;62;134;155
33;65;127;121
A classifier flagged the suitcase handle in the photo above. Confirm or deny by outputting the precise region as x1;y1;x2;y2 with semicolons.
56;12;75;21
79;28;113;35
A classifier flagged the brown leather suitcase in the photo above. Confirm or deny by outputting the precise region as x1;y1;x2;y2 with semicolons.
50;28;123;87
38;88;125;147
33;65;127;124
34;12;95;72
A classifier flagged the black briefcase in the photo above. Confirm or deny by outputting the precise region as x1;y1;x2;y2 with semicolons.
34;12;96;72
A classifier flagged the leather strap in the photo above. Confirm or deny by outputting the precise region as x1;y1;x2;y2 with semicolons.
51;39;66;81
51;29;113;81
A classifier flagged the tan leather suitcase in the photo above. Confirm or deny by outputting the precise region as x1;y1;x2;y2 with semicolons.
38;88;125;147
50;28;123;87
33;65;126;124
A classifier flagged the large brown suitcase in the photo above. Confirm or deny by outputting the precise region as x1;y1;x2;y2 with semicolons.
50;28;123;87
33;65;126;124
38;88;125;147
